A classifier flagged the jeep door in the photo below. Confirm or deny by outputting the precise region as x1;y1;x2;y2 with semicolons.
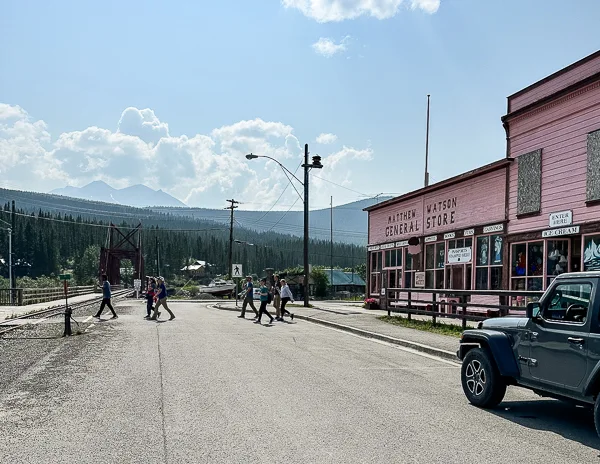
528;280;593;390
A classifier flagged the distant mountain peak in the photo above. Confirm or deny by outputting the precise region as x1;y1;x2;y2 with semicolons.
50;181;186;208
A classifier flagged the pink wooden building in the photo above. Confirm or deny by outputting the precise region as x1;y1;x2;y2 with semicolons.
365;49;600;311
503;50;600;296
365;160;509;302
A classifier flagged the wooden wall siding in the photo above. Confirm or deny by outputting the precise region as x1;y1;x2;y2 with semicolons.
507;83;600;234
368;170;506;245
509;54;600;113
587;129;600;202
516;150;542;215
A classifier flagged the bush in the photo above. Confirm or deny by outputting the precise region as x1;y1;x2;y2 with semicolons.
182;285;199;297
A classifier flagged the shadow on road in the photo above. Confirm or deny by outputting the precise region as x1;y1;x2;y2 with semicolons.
486;400;599;449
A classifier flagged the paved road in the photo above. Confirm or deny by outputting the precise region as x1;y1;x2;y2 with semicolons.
0;301;598;463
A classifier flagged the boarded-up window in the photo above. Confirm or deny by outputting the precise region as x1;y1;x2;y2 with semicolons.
517;149;542;216
587;130;600;203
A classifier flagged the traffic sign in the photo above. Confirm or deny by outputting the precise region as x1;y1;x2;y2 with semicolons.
59;274;71;281
134;279;142;290
232;264;243;278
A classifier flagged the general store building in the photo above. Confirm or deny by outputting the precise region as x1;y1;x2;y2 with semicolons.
364;159;510;299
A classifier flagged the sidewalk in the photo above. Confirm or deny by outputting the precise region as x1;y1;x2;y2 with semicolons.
0;293;102;320
213;300;463;362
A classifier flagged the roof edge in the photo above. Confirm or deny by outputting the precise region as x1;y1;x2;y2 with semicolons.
508;49;600;100
364;158;512;213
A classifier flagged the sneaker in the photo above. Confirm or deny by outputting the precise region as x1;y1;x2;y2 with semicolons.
237;315;245;318
149;317;157;320
111;315;118;319
291;314;294;320
270;319;275;324
157;312;162;319
169;316;175;321
253;320;261;324
93;314;101;319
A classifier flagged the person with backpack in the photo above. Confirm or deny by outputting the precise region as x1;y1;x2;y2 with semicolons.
254;278;274;325
151;276;175;321
94;274;118;319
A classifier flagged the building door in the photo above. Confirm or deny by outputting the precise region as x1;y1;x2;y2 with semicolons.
446;265;465;290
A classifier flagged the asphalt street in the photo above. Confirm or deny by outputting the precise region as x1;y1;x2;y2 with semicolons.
0;301;598;463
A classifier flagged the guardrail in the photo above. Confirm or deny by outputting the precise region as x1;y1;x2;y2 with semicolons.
0;286;97;306
381;287;545;329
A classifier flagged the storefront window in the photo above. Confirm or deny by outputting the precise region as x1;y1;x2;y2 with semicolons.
546;240;569;287
425;243;444;289
511;241;544;293
446;238;473;290
404;249;420;288
584;235;600;271
369;252;381;295
476;235;503;290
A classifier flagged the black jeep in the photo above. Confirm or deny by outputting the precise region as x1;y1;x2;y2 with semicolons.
457;272;600;437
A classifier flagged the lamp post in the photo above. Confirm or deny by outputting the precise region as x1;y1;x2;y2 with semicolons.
0;218;12;305
246;143;323;307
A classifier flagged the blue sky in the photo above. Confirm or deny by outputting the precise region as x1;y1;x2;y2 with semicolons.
1;0;600;210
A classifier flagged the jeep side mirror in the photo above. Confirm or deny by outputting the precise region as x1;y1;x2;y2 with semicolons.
526;302;541;319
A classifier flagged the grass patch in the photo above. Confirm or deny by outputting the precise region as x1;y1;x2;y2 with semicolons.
377;315;465;338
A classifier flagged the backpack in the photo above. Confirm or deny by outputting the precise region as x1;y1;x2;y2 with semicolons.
267;292;273;304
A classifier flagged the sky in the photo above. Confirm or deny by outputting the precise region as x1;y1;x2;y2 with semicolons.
1;0;600;212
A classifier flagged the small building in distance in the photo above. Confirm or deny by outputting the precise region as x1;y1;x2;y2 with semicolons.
180;260;210;278
321;268;366;296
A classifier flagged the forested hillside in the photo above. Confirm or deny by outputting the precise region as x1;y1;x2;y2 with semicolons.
0;197;366;285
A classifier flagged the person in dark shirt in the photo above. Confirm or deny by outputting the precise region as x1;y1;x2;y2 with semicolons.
146;277;157;319
254;278;274;325
94;274;117;319
238;275;258;319
151;276;175;321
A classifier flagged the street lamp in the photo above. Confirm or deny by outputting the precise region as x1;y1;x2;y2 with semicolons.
246;143;323;307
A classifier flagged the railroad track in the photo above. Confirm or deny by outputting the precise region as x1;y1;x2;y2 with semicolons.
0;290;131;337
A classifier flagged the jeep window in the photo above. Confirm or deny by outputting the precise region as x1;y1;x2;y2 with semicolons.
543;283;592;323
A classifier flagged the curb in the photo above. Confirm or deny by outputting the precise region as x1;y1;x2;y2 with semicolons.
213;303;459;363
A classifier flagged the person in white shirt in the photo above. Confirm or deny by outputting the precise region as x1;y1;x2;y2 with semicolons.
279;279;294;321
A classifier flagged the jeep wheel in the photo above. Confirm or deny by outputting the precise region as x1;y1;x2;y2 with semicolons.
461;348;506;408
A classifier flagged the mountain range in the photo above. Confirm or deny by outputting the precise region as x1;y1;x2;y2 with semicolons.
51;181;186;208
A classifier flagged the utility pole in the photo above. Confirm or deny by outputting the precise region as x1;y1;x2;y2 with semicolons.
225;199;239;279
11;201;15;292
0;216;12;305
303;144;310;307
425;94;431;187
156;236;160;277
330;196;333;297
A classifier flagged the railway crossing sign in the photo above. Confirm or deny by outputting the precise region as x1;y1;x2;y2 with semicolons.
232;264;243;278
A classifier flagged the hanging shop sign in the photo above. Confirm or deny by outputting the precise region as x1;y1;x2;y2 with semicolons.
367;245;381;251
380;243;395;250
424;235;438;243
444;232;456;240
542;225;580;238
549;210;573;228
483;223;504;234
415;272;426;288
447;247;472;264
463;228;475;236
395;240;409;247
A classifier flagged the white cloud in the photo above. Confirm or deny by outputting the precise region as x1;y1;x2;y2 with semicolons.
316;133;338;144
0;103;374;209
283;0;440;22
312;37;349;57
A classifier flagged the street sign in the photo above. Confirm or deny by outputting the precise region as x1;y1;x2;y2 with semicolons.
134;279;142;290
232;264;243;278
59;274;71;281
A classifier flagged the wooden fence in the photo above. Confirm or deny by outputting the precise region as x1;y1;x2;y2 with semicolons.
381;287;545;329
0;286;97;306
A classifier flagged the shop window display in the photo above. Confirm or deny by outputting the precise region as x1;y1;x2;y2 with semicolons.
476;235;503;290
584;235;600;271
546;240;568;287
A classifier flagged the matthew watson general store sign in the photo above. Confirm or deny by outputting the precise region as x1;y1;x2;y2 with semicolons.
384;197;459;239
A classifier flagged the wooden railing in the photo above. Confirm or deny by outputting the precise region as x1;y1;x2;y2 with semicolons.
381;287;545;329
0;286;97;306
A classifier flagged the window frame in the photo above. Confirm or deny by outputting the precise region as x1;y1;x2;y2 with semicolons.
540;281;593;326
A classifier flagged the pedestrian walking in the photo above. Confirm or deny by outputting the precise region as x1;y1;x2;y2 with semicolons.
279;279;294;321
254;278;274;325
146;277;157;318
94;274;118;319
272;274;282;320
238;275;259;319
151;276;175;321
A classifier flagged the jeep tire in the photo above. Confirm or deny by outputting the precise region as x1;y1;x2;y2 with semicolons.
461;347;507;408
